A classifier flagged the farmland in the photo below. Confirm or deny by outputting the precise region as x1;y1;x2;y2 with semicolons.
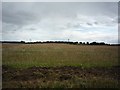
2;43;120;88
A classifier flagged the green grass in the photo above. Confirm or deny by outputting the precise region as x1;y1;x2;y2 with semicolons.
2;43;119;68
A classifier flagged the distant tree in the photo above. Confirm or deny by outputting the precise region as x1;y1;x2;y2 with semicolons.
83;42;85;45
79;42;82;44
73;42;78;45
99;42;105;45
21;41;25;43
90;42;97;45
86;42;89;45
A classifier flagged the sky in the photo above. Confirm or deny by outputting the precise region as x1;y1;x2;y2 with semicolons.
2;2;118;44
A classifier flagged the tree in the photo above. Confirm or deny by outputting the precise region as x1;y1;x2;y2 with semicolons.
21;41;25;43
79;42;82;44
86;42;89;45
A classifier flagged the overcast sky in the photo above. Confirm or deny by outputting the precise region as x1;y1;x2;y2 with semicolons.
2;2;118;43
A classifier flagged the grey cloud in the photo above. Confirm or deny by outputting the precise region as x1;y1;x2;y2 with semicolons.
2;2;117;25
66;23;81;29
2;23;20;33
3;7;39;26
2;2;118;44
28;28;36;31
73;24;82;28
86;23;93;26
94;22;98;25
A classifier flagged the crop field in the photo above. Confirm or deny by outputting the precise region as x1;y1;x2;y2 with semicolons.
2;43;120;88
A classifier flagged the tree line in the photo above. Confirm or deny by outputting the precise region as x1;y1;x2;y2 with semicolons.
1;41;114;45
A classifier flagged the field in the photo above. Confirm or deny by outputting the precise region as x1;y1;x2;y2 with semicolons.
2;43;120;88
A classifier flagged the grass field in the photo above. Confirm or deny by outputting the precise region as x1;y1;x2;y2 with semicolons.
2;43;120;88
2;43;119;68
